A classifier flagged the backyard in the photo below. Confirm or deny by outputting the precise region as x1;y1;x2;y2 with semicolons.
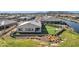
0;24;61;47
42;24;59;35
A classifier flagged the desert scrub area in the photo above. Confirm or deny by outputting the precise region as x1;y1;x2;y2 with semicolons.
0;37;48;47
59;29;79;47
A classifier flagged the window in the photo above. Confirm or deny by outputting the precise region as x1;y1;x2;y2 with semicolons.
28;28;32;31
25;28;33;31
18;28;22;31
35;28;40;32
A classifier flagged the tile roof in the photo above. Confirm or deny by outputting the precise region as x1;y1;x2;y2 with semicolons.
0;19;16;26
19;20;41;27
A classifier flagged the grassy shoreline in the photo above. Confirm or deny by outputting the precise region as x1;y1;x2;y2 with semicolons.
59;29;79;47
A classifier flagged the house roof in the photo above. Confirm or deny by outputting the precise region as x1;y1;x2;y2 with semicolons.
19;20;41;27
19;16;35;20
19;17;29;19
41;16;62;21
0;19;16;26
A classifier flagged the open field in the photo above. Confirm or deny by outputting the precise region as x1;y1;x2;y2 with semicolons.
59;29;79;47
0;37;49;47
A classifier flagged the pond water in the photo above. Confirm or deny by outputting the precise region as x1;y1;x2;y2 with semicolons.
63;20;79;33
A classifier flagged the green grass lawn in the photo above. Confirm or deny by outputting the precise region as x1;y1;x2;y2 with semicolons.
42;25;59;35
0;37;48;47
59;30;79;47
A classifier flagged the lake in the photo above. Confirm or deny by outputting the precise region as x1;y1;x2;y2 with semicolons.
63;20;79;33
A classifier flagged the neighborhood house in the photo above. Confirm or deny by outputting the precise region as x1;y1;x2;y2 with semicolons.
17;20;42;33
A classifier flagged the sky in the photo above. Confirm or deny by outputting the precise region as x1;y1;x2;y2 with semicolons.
0;0;79;13
0;11;79;13
0;11;48;13
0;0;79;11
